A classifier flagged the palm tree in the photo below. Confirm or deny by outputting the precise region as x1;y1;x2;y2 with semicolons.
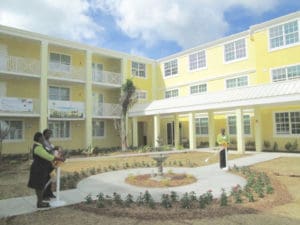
115;79;136;151
0;120;10;161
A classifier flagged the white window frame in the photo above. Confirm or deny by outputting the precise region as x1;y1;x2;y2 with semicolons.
132;61;146;78
3;120;24;142
189;50;207;71
268;19;300;51
49;86;70;101
223;38;247;63
49;52;71;72
270;63;300;82
190;83;207;95
163;59;178;78
227;114;252;136
48;121;71;139
135;90;147;101
92;120;105;138
165;89;179;98
225;75;248;89
273;111;300;137
195;117;209;136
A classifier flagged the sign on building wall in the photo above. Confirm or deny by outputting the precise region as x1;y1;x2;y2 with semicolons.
0;97;33;112
48;100;85;119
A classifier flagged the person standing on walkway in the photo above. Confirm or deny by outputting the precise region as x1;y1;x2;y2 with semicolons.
42;129;58;199
28;132;63;208
217;128;230;169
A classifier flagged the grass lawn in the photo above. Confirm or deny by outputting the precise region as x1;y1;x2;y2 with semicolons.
1;153;300;225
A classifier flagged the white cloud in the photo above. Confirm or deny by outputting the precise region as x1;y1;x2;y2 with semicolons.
0;0;103;44
93;0;280;49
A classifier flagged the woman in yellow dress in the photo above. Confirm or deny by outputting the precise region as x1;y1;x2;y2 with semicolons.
217;128;230;169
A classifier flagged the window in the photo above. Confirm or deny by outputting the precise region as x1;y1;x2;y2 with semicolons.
49;53;71;72
269;20;299;49
224;38;246;62
48;121;70;138
195;117;208;135
190;83;207;95
3;120;23;140
228;115;251;135
226;76;248;89
165;89;178;98
272;64;300;82
275;111;300;135
93;120;105;137
49;86;70;101
135;90;147;100
164;59;178;77
132;62;146;78
189;50;206;70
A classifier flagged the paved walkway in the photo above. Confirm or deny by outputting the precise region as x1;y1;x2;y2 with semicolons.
0;152;298;218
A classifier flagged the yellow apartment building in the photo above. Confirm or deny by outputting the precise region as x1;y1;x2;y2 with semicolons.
0;11;299;155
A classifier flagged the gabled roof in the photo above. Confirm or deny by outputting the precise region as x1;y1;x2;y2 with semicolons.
129;80;300;116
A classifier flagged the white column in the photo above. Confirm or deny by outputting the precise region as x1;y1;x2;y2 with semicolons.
208;111;215;148
174;114;180;149
39;41;48;131
254;107;262;152
85;50;93;148
154;115;160;147
236;108;245;154
132;117;138;147
188;112;196;150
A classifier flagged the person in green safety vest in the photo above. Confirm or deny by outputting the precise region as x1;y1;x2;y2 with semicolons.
217;128;230;169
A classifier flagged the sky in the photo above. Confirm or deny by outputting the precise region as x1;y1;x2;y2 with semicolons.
0;0;299;59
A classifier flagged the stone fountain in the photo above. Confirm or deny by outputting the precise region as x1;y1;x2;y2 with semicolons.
152;153;168;177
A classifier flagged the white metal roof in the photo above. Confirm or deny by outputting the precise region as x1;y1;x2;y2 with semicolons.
129;80;300;116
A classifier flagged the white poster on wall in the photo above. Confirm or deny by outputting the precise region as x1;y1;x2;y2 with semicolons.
48;100;85;119
0;97;33;112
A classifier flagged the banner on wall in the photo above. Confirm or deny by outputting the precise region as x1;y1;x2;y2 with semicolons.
0;97;33;112
48;100;85;119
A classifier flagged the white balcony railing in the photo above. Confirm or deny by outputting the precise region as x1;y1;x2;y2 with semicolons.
0;97;40;115
93;103;121;118
48;62;85;81
48;100;85;119
92;70;122;86
0;55;41;75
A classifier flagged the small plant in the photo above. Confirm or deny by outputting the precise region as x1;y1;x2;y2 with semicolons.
136;192;144;206
231;185;243;203
263;140;271;150
189;191;197;201
198;194;206;209
143;190;153;205
180;192;192;209
273;142;279;152
266;185;274;194
161;194;172;208
89;167;96;175
285;142;293;151
170;191;178;202
220;188;228;206
204;190;213;205
85;193;93;204
245;191;254;202
113;192;123;206
124;194;134;207
96;192;105;208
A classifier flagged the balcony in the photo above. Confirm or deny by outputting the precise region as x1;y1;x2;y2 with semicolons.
48;100;85;120
92;70;122;87
0;55;41;76
93;103;121;118
0;97;40;116
48;62;85;81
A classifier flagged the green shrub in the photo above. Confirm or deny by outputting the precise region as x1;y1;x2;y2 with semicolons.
170;191;178;202
220;189;228;206
180;192;192;209
161;194;172;208
85;193;93;204
96;193;105;208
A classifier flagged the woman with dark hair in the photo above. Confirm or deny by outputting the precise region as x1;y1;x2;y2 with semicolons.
42;128;58;199
28;132;63;208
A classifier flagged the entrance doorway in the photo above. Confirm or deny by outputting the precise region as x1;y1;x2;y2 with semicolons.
138;122;147;146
